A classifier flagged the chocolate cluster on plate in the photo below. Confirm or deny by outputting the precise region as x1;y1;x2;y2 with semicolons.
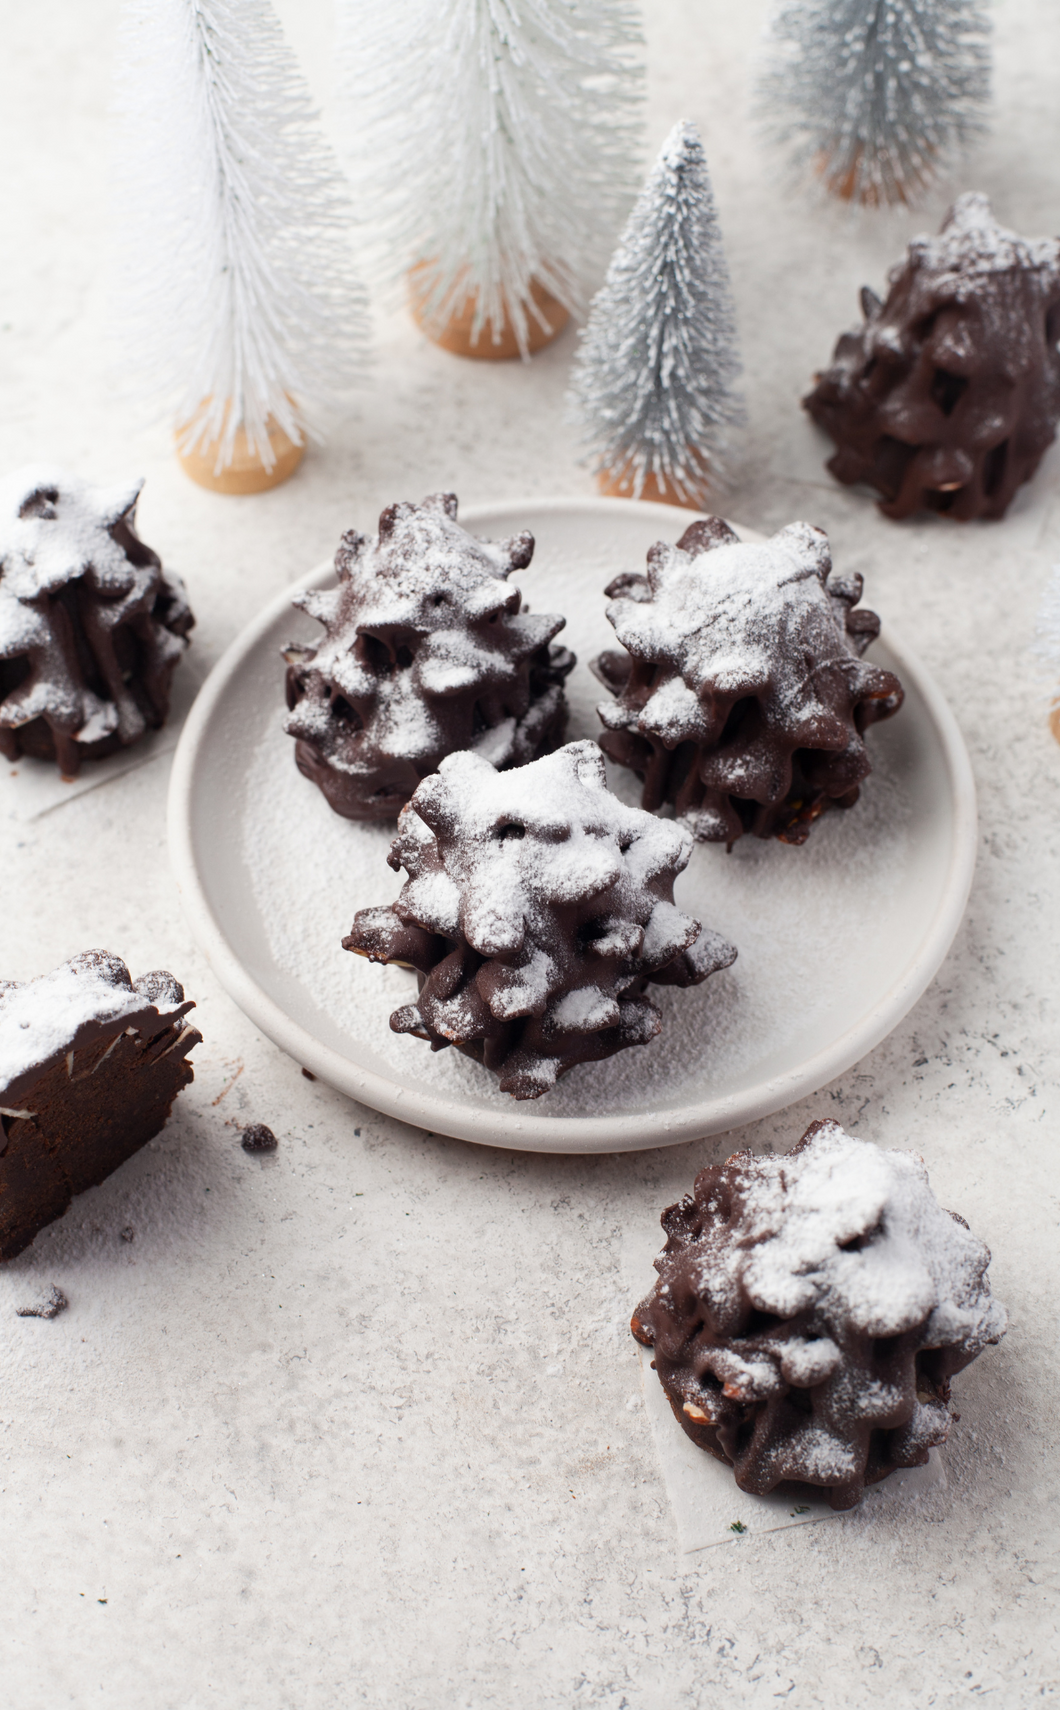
0;950;200;1260
0;467;194;776
632;1119;1007;1510
344;740;736;1100
284;493;574;821
805;194;1060;520
593;516;903;847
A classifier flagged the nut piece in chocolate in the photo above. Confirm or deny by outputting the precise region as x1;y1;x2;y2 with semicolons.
592;516;902;847
0;467;194;776
283;493;574;821
343;740;736;1100
632;1119;1007;1510
0;951;201;1261
804;193;1060;520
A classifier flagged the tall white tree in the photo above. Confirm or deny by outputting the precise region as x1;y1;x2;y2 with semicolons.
566;120;743;506
338;0;643;356
113;0;369;472
758;0;991;207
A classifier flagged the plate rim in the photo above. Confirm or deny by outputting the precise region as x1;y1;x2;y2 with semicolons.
167;496;978;1155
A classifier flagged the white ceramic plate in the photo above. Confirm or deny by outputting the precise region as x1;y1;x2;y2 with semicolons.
167;498;976;1154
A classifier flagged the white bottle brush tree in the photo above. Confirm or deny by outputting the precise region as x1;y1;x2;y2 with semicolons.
113;0;368;480
758;0;991;208
566;119;744;507
338;0;643;357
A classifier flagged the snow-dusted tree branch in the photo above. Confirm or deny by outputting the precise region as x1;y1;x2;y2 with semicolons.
758;0;991;208
113;0;369;472
338;0;643;356
566;120;744;506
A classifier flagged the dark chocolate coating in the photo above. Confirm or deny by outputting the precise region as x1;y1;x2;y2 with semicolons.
284;493;574;821
632;1120;1007;1510
593;516;902;847
804;193;1060;521
0;952;200;1261
0;475;194;777
241;1123;278;1153
342;742;736;1100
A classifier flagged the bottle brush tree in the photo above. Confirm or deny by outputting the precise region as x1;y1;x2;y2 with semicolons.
566;119;744;507
113;0;369;487
338;0;643;357
758;0;991;207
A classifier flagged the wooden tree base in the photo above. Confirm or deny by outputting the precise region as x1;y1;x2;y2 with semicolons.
597;467;707;511
409;268;569;360
177;415;305;495
814;147;920;209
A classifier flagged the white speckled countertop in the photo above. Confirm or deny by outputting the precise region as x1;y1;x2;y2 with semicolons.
2;2;1059;1704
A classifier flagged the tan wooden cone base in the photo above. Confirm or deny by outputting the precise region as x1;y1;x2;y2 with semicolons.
597;467;707;511
177;415;305;495
814;147;919;209
409;268;569;360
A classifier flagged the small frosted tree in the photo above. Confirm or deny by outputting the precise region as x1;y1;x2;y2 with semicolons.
566;120;744;507
338;0;643;356
113;0;368;475
758;0;991;208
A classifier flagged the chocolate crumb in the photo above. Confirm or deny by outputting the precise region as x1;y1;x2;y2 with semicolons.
16;1285;68;1319
120;1227;135;1243
241;1123;278;1153
301;1067;317;1081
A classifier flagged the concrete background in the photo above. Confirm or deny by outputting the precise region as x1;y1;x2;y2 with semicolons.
1;1;1058;1703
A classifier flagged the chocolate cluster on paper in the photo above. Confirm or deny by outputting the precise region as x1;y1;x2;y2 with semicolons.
632;1119;1007;1509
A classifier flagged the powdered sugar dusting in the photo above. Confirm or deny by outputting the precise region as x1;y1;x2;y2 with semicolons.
731;1121;1006;1349
353;741;730;1098
0;465;192;751
909;192;1060;291
283;496;571;812
606;521;851;718
0;951;192;1105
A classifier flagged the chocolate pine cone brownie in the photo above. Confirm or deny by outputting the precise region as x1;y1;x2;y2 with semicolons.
592;516;903;847
632;1119;1007;1511
0;951;201;1260
805;193;1060;521
284;493;574;821
344;740;736;1100
0;467;194;776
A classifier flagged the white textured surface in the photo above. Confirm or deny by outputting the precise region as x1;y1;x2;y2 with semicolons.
1;1;1059;1705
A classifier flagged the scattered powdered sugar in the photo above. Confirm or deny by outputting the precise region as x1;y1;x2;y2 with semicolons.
0;951;191;1105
